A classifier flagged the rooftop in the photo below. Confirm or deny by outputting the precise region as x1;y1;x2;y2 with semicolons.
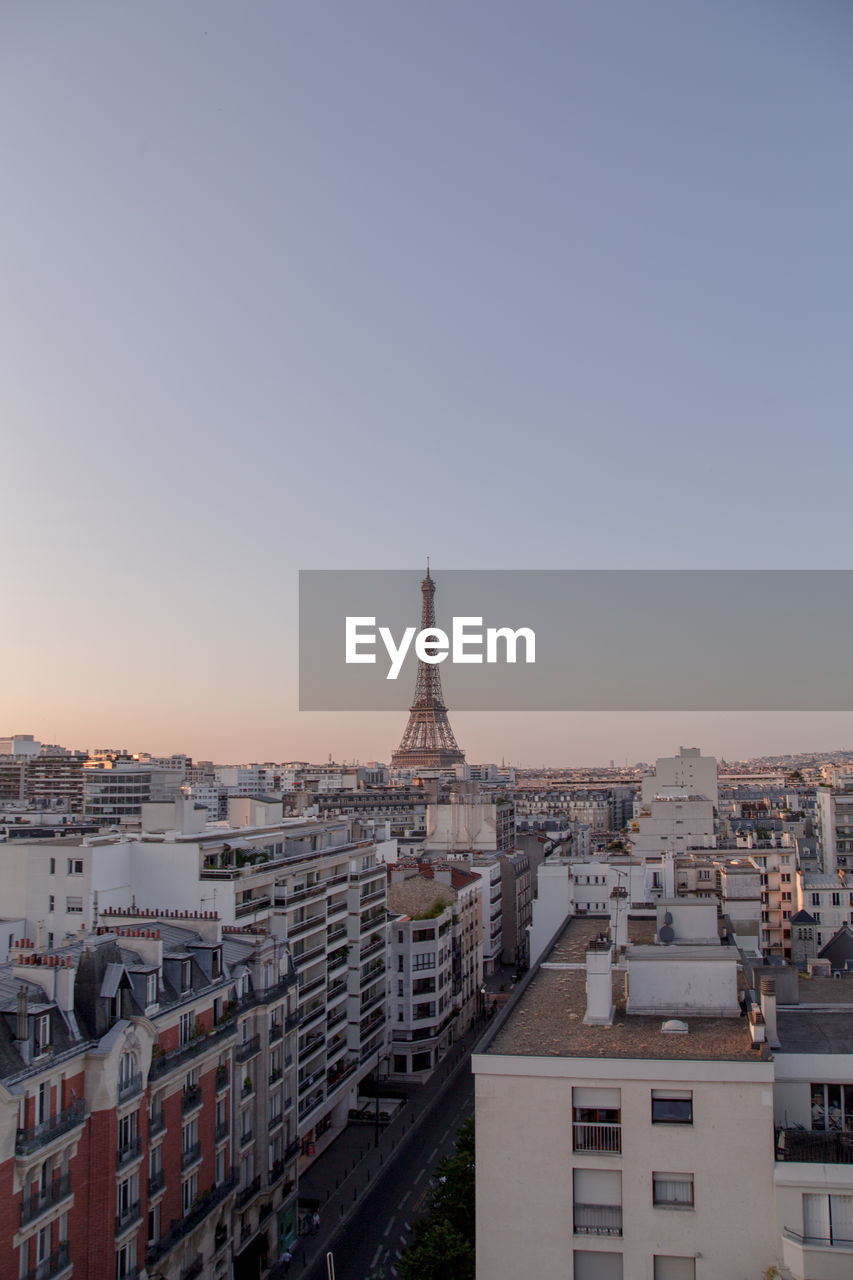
486;916;758;1062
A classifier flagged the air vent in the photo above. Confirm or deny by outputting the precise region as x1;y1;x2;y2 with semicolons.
661;1019;688;1034
659;924;675;944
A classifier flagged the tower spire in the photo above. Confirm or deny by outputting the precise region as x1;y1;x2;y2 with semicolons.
390;566;465;771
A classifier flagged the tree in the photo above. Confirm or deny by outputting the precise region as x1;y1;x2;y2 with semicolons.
399;1118;475;1280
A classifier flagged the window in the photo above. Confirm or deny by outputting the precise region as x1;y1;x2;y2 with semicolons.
803;1192;853;1245
179;1012;193;1047
48;858;55;875
181;960;191;991
653;1172;694;1207
48;896;55;912
654;1259;695;1280
146;973;158;1007
573;1169;622;1236
573;1088;621;1153
182;1173;198;1214
812;893;821;906
147;1202;160;1245
67;858;83;875
118;1052;137;1092
651;1091;693;1125
573;1251;623;1279
811;1083;853;1131
34;1014;51;1057
116;1240;137;1280
66;896;83;913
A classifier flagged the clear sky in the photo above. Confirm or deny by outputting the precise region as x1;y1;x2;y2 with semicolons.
2;1;852;766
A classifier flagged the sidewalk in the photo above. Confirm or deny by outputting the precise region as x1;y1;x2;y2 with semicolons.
269;1014;489;1278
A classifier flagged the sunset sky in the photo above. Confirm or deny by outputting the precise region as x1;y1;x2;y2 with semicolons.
3;2;852;765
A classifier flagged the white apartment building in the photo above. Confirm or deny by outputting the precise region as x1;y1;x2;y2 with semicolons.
629;796;716;859
817;785;853;875
0;797;390;1158
424;788;516;854
750;846;797;959
387;877;457;1080
474;903;777;1280
640;746;719;809
795;872;853;951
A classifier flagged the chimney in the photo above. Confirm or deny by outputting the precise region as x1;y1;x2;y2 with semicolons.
760;976;780;1049
663;851;676;898
609;887;628;951
584;940;614;1025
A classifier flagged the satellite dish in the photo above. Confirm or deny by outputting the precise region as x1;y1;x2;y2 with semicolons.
659;924;675;944
663;911;673;925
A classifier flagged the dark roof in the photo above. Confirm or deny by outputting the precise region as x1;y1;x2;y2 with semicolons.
818;924;853;970
790;909;817;924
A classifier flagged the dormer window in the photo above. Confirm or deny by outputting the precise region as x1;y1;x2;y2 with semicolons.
146;973;158;1008
211;949;222;980
181;960;191;992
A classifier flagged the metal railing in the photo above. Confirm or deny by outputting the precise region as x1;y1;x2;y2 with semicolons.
21;1174;72;1226
216;1120;229;1143
182;1084;202;1114
572;1122;621;1154
236;1034;261;1063
150;1015;238;1079
149;1109;166;1138
115;1199;141;1234
783;1226;853;1249
776;1127;853;1164
149;1168;165;1194
236;1174;261;1208
573;1203;623;1236
181;1142;202;1171
16;1100;86;1156
147;1172;238;1265
235;894;272;917
24;1244;71;1280
117;1135;142;1168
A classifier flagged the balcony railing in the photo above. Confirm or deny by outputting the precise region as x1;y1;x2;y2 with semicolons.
149;1168;165;1195
117;1135;142;1169
182;1084;202;1114
115;1198;142;1235
235;894;272;917
784;1227;853;1250
269;1021;283;1043
181;1142;202;1171
21;1174;72;1226
16;1100;86;1157
572;1122;621;1154
237;1174;261;1208
573;1203;623;1236
216;1065;229;1091
149;1109;166;1139
182;1255;204;1280
290;912;327;939
216;1120;229;1143
236;1034;261;1063
359;938;385;963
776;1127;853;1164
146;1171;238;1265
24;1244;71;1280
150;1015;238;1079
118;1071;143;1104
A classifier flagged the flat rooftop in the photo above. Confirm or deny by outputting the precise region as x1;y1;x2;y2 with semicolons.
486;916;759;1062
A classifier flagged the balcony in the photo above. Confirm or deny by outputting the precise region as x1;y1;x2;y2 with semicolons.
299;975;326;1000
359;938;385;963
216;1065;229;1092
235;894;272;918
117;1136;143;1169
240;1127;254;1148
16;1100;86;1157
301;1032;325;1060
117;1071;143;1105
294;942;326;967
149;1109;166;1139
326;925;348;945
150;1015;238;1080
147;1172;238;1265
290;912;327;939
237;1174;262;1209
216;1120;229;1143
573;1203;623;1236
776;1128;853;1164
300;1004;325;1032
181;1142;202;1171
572;1122;621;1154
269;1021;283;1044
20;1174;72;1227
24;1244;71;1280
115;1198;142;1235
182;1084;202;1114
149;1168;165;1195
236;1034;261;1063
359;887;385;907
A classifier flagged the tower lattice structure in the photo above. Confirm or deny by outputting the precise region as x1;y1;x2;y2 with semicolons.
390;566;465;771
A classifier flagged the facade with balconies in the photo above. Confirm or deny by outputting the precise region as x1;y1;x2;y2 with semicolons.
0;907;300;1280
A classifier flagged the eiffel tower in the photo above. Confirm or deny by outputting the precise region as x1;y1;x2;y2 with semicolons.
390;565;465;771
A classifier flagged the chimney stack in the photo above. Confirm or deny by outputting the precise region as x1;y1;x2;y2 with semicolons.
609;886;629;951
760;976;780;1049
584;939;614;1025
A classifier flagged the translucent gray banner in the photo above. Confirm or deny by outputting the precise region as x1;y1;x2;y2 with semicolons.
299;570;853;711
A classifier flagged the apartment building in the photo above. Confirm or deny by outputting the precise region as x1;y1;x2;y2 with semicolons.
386;861;483;1078
0;911;299;1280
473;903;777;1280
794;872;853;951
0;800;390;1158
750;846;797;959
817;784;853;875
640;747;719;809
423;787;516;855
